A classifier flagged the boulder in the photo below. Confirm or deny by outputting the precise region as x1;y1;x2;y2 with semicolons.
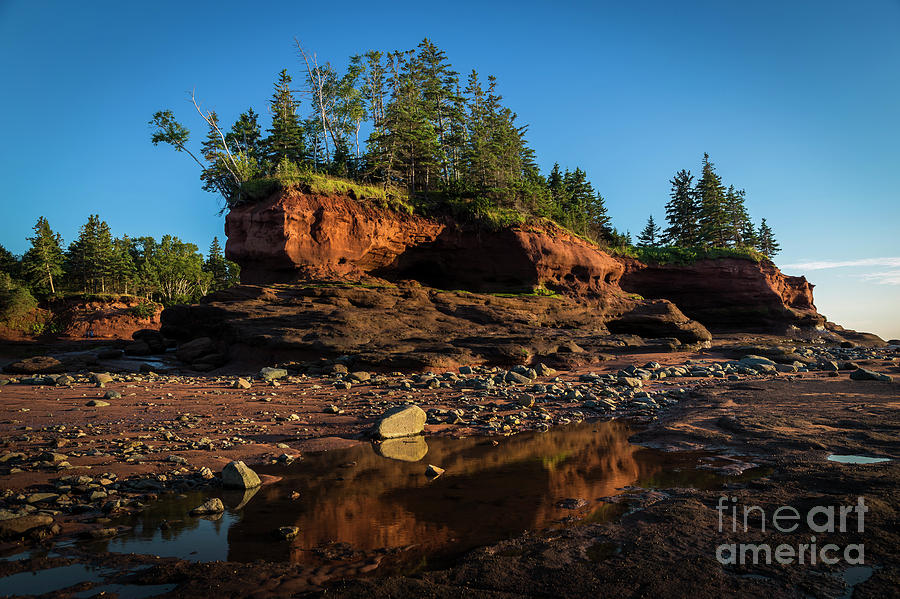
176;337;216;363
259;367;288;381
606;300;712;344
850;368;893;382
190;498;225;515
4;356;65;374
374;405;427;439
222;460;261;489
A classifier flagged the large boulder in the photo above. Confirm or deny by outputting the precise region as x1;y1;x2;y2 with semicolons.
176;337;217;363
4;356;65;374
374;405;427;439
221;460;261;489
606;300;712;344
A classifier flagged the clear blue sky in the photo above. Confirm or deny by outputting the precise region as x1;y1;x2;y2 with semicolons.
1;0;898;338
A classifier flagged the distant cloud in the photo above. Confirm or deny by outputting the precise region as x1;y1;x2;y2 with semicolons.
782;257;900;271
859;270;900;285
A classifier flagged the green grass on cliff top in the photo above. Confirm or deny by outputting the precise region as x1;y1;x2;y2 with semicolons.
610;245;768;265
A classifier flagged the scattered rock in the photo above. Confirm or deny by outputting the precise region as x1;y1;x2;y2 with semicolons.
190;498;225;515
222;460;261;489
374;405;427;439
0;514;53;538
850;368;893;382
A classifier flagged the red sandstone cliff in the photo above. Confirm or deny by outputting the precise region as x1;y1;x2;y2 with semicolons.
225;189;623;297
617;257;823;332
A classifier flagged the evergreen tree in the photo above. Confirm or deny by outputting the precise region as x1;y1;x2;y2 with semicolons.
663;169;699;246
586;192;612;242
757;219;781;259
22;217;64;294
226;108;264;163
65;215;115;293
202;237;230;291
695;153;729;247
0;244;19;280
265;69;306;167
110;236;137;294
724;185;752;246
637;214;662;247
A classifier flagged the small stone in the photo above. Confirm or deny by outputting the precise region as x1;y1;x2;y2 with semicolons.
190;498;225;515
850;368;893;382
86;400;110;407
104;390;122;400
259;367;288;381
233;378;252;389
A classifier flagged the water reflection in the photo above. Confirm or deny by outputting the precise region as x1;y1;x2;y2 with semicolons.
98;421;726;572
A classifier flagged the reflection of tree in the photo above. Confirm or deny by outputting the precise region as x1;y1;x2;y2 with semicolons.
224;421;663;566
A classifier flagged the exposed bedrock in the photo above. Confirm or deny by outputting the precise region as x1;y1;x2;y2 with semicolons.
617;257;825;332
160;284;710;371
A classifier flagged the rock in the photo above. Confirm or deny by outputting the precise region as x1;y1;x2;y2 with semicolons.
90;372;114;385
124;341;152;356
4;356;65;374
104;390;122;400
233;377;252;389
222;460;261;489
55;374;74;386
259;367;288;381
374;405;427;439
850;368;893;382
38;451;68;463
818;360;839;371
348;371;371;383
86;400;110;407
26;493;59;504
132;329;167;352
505;371;531;385
534;363;557;377
618;257;824;331
607;300;712;344
277;526;299;540
425;464;445;479
190;498;225;515
0;514;53;538
376;436;429;462
176;337;216;363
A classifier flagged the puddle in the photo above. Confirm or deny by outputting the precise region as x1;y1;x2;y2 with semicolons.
76;421;752;575
827;454;892;464
0;563;110;597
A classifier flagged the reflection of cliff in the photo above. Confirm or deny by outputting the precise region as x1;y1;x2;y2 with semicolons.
225;421;667;564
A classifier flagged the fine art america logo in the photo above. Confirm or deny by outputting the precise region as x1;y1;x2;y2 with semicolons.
715;496;867;565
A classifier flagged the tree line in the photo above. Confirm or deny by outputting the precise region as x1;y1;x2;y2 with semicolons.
636;153;781;258
151;38;627;245
0;216;239;307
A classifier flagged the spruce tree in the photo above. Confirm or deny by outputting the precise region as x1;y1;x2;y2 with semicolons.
66;215;115;293
663;169;698;246
265;70;306;167
227;108;264;163
637;214;662;247
724;185;752;246
202;237;229;291
22;217;64;294
0;244;19;280
696;153;729;247
757;219;781;259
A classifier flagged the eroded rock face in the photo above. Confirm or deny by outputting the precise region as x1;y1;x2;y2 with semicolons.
160;283;709;370
381;222;623;296
225;191;444;283
225;190;622;296
617;258;824;332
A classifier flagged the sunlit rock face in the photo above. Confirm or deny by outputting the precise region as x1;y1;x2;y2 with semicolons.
617;257;823;332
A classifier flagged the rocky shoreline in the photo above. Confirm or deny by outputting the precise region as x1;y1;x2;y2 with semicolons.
0;339;897;597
